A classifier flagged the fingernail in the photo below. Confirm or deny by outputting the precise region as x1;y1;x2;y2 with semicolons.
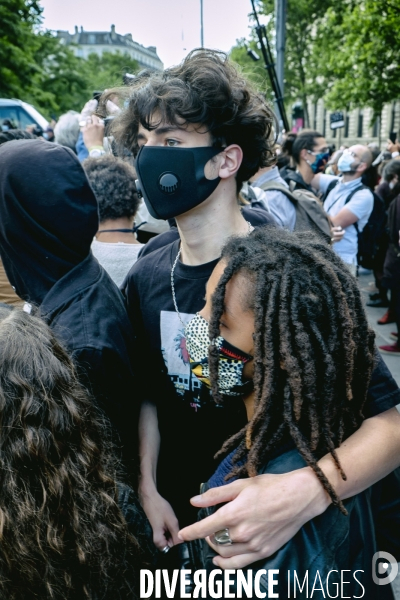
191;495;202;503
212;558;218;566
177;533;183;541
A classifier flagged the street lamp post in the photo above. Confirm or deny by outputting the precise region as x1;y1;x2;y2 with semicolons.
275;0;286;99
200;0;204;47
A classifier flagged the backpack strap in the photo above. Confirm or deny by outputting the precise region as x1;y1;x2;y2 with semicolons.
344;184;368;234
322;178;339;203
254;180;299;205
344;184;368;206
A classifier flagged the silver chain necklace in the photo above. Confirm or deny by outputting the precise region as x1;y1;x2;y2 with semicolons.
171;221;254;328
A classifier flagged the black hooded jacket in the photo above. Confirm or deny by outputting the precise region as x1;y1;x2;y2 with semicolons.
0;139;138;460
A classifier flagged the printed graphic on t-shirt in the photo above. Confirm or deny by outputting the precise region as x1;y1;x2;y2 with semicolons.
160;310;204;410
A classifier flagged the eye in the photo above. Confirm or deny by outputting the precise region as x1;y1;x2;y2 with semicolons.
166;138;179;147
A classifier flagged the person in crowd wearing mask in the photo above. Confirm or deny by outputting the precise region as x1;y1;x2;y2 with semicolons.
110;50;400;569
84;155;144;287
378;160;400;355
312;145;374;277
184;227;400;597
0;139;138;466
43;125;55;141
0;306;154;600
1;118;15;131
280;129;330;193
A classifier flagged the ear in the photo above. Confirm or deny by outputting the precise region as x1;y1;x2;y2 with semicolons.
356;161;368;175
299;148;309;162
217;145;243;180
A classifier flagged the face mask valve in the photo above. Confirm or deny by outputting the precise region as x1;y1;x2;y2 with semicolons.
135;146;222;220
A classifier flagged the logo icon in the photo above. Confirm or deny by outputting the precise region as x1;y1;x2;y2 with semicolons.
372;551;398;585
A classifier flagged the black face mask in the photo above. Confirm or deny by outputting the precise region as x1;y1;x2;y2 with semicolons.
135;146;222;220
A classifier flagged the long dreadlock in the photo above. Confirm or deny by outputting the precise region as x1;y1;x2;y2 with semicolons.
207;227;375;514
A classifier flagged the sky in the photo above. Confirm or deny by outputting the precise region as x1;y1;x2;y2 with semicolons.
39;0;257;68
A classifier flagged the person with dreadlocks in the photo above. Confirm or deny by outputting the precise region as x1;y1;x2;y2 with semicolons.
110;49;400;569
183;227;399;597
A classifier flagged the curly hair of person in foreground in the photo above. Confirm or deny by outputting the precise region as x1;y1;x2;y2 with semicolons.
208;227;376;515
0;307;141;600
105;48;277;191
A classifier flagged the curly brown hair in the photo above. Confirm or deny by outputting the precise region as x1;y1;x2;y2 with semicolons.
207;228;376;515
105;49;277;190
83;155;140;222
0;308;141;600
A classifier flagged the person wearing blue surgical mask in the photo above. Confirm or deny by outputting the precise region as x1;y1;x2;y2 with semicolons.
312;144;374;277
280;129;330;194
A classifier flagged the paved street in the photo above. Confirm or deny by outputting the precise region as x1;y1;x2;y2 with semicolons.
359;270;400;391
358;270;400;598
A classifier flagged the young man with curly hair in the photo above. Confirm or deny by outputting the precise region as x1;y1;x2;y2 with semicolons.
111;50;400;568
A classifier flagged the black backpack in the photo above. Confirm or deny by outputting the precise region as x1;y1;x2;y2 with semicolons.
324;180;386;269
255;181;332;244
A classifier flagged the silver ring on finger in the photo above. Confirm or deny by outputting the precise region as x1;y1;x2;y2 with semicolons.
212;528;233;546
160;545;171;554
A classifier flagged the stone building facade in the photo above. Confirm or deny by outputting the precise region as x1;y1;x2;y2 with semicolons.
56;25;163;71
307;99;400;148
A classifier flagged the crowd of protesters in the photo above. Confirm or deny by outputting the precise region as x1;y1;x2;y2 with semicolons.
0;49;399;599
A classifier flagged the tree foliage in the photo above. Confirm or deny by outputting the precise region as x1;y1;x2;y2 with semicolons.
84;52;140;93
0;1;140;120
230;0;400;124
0;0;42;98
230;39;274;103
230;0;336;126
316;0;400;118
25;31;89;115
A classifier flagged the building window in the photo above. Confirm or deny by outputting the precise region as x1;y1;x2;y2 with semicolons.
88;34;96;44
344;115;350;138
313;102;317;130
323;110;326;137
358;111;364;138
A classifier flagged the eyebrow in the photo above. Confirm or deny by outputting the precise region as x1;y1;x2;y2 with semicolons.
137;125;185;139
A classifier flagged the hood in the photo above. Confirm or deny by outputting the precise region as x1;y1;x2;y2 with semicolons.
0;139;99;304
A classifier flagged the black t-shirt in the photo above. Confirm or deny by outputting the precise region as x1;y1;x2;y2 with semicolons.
137;206;277;260
124;238;247;525
124;236;400;526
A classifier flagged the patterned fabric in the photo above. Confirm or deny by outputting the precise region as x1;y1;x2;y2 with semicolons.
185;313;253;397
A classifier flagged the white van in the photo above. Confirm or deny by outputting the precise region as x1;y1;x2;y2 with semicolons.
0;99;48;132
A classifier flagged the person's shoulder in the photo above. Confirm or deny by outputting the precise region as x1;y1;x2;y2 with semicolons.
319;174;339;195
138;228;179;259
124;239;177;286
350;185;374;207
364;348;400;417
